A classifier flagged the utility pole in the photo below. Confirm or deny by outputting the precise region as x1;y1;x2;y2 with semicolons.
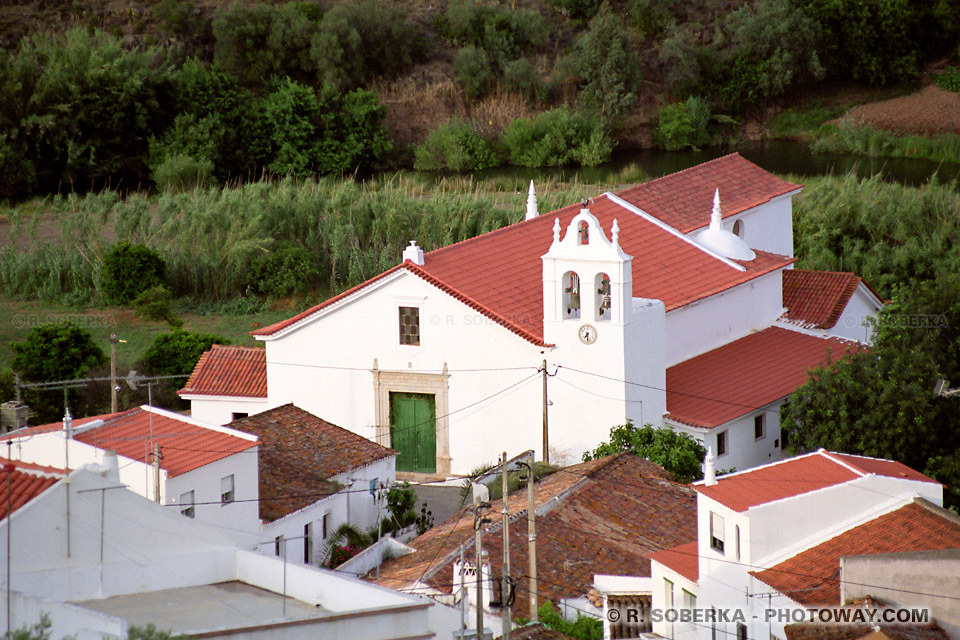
152;443;161;503
472;482;490;639
542;360;549;464
460;545;467;640
520;451;537;622
109;333;122;413
501;451;511;640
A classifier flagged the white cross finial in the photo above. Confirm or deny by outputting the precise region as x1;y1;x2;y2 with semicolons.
526;180;539;220
711;188;722;229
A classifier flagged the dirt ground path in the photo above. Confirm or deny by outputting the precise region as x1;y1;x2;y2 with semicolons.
838;84;960;136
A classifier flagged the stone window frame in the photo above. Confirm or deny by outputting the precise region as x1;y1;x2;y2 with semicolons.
372;360;451;477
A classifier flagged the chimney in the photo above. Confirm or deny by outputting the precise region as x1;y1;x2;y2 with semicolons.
402;240;424;266
102;449;120;482
525;181;538;220
704;446;717;486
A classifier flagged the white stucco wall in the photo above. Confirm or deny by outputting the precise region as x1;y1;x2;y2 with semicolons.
184;395;271;426
698;194;795;258
2;466;432;640
165;448;260;541
669;401;785;474
665;269;786;366
691;473;945;640
259;456;395;566
826;286;883;344
650;562;698;640
2;590;127;640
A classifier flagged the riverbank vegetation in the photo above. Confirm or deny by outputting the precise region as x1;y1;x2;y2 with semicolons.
1;0;958;199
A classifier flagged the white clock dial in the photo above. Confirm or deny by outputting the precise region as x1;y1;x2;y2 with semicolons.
578;324;597;345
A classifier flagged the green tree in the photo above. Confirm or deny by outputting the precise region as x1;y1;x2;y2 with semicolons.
11;324;107;423
566;6;642;121
503;107;612;167
127;624;189;640
782;277;960;510
263;79;391;176
102;243;167;306
583;420;706;483
141;329;230;377
535;601;603;639
413;119;501;171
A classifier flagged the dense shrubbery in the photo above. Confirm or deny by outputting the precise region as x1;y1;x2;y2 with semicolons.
503;108;613;167
654;97;713;151
413;120;501;171
141;329;229;377
102;243;167;306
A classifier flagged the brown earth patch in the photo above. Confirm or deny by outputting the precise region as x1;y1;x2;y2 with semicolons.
837;84;960;136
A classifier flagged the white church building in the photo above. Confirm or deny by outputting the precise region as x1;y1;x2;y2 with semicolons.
182;154;883;477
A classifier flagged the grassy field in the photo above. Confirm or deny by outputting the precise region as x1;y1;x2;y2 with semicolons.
0;299;290;374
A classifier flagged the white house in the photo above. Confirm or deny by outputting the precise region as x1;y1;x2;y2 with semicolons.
182;154;883;477
0;457;434;639
225;404;397;566
649;449;959;640
2;405;261;542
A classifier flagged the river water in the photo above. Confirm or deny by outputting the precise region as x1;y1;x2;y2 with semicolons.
464;141;960;188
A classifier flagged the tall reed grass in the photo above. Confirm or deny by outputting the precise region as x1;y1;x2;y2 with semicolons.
811;122;960;164
0;173;604;307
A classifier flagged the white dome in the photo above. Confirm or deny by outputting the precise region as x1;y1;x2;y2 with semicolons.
696;226;756;261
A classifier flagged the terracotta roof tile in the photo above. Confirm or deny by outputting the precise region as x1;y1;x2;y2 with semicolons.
375;454;697;606
178;345;267;398
616;153;802;233
782;270;882;329
786;621;952;640
24;407;257;477
694;450;939;513
666;327;860;428
228;404;395;521
0;458;64;518
648;541;699;583
752;500;960;605
253;154;796;344
499;623;577;640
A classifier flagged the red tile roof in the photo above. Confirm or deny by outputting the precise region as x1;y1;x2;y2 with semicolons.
649;541;699;583
0;458;64;518
752;500;960;605
178;345;267;398
666;327;860;428
228;404;395;521
694;450;939;513
22;407;257;477
375;453;697;606
616;153;802;233
253;154;796;344
785;621;952;640
782;270;883;329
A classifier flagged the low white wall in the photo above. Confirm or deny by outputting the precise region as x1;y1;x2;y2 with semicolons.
2;590;127;640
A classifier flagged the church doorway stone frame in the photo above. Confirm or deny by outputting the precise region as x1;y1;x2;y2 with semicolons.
371;360;451;477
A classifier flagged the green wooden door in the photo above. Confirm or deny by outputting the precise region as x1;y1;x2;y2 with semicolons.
390;392;436;473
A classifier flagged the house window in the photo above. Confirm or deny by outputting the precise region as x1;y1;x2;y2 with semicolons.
180;490;195;518
399;306;420;345
304;522;313;564
369;478;378;496
275;535;284;557
754;414;765;440
220;474;235;505
737;622;748;640
735;525;741;560
322;512;330;539
710;511;725;554
682;589;696;609
732;219;743;238
231;412;248;421
717;430;727;456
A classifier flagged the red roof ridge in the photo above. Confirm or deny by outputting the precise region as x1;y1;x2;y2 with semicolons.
179;344;267;399
0;457;67;478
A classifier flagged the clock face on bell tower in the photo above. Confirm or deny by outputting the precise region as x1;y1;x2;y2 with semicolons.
578;324;597;345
